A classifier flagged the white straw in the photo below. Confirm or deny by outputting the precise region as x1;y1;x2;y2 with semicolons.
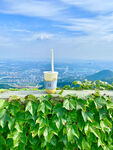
51;49;54;72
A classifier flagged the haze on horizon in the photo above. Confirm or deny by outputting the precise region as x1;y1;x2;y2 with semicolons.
0;0;113;61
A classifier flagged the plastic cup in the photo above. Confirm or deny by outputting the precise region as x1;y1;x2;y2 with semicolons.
44;71;58;94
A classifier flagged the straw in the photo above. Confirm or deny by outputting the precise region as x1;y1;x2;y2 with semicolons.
51;49;54;72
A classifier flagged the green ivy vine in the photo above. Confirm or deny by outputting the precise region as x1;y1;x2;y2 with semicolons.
63;80;113;90
0;92;113;150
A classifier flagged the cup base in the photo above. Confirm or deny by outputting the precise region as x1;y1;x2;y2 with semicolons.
45;89;56;94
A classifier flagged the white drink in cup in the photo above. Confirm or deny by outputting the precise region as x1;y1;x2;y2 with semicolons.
44;71;58;94
44;49;58;94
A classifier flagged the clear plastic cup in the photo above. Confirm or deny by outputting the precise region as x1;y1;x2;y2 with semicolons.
44;71;58;94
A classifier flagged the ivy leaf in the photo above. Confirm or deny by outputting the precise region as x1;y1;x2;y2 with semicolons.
69;99;76;110
61;135;68;146
77;114;85;131
0;109;9;128
25;101;34;116
43;127;49;141
38;100;52;114
84;123;89;135
67;125;79;142
61;118;66;126
59;89;64;95
8;104;19;116
89;126;100;138
31;125;39;138
94;90;100;97
8;117;15;130
38;127;45;137
100;118;112;133
55;118;63;130
50;136;57;146
98;138;103;147
41;138;46;148
63;98;75;110
38;102;45;113
13;133;21;148
25;111;32;120
49;121;58;136
95;97;106;109
82;110;93;122
63;99;69;110
99;108;106;120
8;130;21;148
106;102;113;109
67;110;77;124
53;103;66;118
72;124;79;139
77;135;83;150
0;135;6;145
67;127;74;142
29;135;39;145
104;118;112;129
0;100;8;109
15;122;22;133
76;99;86;110
36;116;47;128
100;121;105;133
25;94;37;101
81;110;87;122
82;138;90;150
20;130;27;145
45;101;52;111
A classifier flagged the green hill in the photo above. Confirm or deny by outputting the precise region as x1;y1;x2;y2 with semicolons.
86;70;113;81
0;84;15;89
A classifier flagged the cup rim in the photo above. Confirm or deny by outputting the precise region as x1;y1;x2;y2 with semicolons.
44;71;58;74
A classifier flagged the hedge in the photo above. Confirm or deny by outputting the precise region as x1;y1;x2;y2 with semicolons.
0;91;113;150
63;80;113;90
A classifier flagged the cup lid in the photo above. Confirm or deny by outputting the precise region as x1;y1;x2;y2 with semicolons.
44;71;58;74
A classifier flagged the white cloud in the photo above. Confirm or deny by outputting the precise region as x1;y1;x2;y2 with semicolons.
23;32;54;41
61;0;113;13
1;0;113;60
12;29;31;33
1;0;113;41
56;13;113;42
0;0;66;18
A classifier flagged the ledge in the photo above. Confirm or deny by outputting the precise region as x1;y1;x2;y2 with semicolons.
0;90;113;100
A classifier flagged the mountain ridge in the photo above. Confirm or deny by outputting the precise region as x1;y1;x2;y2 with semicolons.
86;70;113;81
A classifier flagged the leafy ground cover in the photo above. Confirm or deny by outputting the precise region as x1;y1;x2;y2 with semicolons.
0;91;113;150
62;80;113;90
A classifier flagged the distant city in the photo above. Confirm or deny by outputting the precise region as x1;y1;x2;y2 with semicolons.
0;59;113;89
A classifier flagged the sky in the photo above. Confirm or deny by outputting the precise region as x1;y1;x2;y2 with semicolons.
0;0;113;61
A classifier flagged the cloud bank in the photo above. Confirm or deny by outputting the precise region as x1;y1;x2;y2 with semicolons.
0;0;113;60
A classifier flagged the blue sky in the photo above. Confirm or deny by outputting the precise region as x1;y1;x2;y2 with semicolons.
0;0;113;61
